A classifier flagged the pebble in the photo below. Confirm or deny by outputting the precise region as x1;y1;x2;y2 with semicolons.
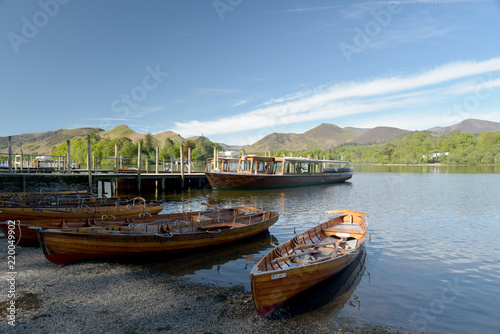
0;237;340;334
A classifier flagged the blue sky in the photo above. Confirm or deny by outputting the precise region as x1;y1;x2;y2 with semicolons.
1;0;499;145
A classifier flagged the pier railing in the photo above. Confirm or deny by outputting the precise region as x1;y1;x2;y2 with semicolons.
0;153;205;174
0;153;74;173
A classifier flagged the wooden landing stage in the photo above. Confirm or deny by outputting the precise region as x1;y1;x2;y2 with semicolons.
0;171;210;195
95;171;211;195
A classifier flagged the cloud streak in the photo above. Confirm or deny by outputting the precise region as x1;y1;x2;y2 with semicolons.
171;57;500;141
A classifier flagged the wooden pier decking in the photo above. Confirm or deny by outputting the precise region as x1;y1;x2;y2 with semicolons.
0;136;213;195
0;170;210;195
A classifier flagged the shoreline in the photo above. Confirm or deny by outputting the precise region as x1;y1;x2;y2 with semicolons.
0;237;408;334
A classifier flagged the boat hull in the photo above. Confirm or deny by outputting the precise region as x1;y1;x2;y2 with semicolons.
249;210;368;317
38;210;279;265
250;244;364;317
0;204;163;221
0;208;239;247
206;172;352;190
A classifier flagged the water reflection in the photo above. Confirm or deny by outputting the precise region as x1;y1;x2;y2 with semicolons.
354;164;500;174
113;170;500;333
118;231;278;282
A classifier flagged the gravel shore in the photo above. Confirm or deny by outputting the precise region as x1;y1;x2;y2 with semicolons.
1;236;404;334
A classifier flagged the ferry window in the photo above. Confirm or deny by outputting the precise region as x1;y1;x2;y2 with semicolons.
264;161;274;174
302;163;310;173
255;161;264;173
239;160;251;172
274;161;283;174
229;161;238;172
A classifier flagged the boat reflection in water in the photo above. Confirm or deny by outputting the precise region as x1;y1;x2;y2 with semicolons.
124;231;279;279
267;247;368;319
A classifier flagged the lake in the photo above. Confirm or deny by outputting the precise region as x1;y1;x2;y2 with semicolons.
137;165;500;334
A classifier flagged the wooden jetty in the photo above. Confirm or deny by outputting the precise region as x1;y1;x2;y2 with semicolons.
0;171;209;196
0;136;210;195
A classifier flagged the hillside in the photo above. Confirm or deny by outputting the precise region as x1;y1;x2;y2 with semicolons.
245;123;392;152
246;132;304;152
427;119;500;135
2;118;499;156
0;128;101;155
349;126;409;145
100;125;184;145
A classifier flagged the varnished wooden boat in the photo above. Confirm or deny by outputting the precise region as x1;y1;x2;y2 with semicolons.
249;209;368;317
0;197;163;220
0;205;244;247
0;193;120;208
205;156;352;190
37;206;279;265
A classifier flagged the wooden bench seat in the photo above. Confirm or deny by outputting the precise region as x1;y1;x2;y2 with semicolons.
323;223;364;237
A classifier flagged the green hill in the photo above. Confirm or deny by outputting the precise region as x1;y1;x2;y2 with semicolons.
0;128;101;155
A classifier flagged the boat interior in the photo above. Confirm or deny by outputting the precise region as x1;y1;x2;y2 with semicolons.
260;212;367;271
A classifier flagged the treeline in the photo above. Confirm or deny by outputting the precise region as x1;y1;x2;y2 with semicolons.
51;130;224;165
266;130;500;165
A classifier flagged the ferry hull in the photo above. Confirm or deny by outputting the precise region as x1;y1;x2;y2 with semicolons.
205;172;352;190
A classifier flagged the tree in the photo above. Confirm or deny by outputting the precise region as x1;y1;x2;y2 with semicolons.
143;133;158;158
160;138;175;159
456;132;477;149
477;132;498;148
120;140;136;159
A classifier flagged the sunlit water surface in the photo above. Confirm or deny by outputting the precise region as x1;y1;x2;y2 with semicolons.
132;166;500;334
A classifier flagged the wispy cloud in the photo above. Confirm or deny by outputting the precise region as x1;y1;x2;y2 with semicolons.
232;99;250;107
353;0;489;5
171;58;500;141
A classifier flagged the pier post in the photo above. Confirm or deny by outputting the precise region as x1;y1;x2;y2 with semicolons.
114;144;118;173
156;146;159;174
137;141;142;195
87;135;92;192
180;145;184;189
213;147;216;170
188;147;191;174
67;140;71;172
8;136;12;173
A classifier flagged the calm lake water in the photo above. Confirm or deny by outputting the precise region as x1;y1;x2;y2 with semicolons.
136;165;500;334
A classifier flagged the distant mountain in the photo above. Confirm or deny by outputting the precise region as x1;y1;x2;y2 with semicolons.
0;128;101;155
2;119;499;156
219;143;246;151
427;119;500;135
245;123;370;152
349;126;409;145
244;123;407;152
0;125;186;155
100;125;184;145
153;131;184;145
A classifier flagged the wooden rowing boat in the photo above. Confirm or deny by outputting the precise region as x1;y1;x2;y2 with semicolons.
0;205;244;247
249;209;368;317
37;206;279;265
0;197;163;220
0;194;121;208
